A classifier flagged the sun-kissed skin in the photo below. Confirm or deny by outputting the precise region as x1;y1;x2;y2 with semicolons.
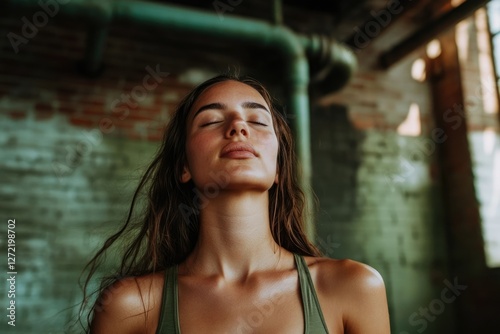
90;81;391;334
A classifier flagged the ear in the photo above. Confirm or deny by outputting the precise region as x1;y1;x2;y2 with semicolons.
274;172;279;184
181;165;192;183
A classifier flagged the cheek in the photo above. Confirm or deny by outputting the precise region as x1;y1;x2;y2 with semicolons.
185;133;215;166
261;133;279;164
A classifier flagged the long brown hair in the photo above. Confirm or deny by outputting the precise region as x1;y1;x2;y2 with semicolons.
79;74;321;330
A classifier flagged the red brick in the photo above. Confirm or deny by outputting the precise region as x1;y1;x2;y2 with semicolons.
8;111;26;120
124;110;159;121
58;105;76;115
35;110;55;120
69;116;96;128
110;119;135;130
147;132;164;142
35;102;54;113
82;107;107;116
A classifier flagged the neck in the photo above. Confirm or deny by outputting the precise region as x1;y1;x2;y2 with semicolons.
182;190;286;282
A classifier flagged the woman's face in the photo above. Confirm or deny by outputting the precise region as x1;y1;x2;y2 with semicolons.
182;80;279;193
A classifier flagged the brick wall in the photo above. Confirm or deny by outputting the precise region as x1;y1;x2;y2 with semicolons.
310;6;500;333
0;3;498;334
0;16;203;333
312;53;454;333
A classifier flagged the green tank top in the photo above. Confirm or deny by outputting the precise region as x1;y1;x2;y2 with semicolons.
156;253;329;333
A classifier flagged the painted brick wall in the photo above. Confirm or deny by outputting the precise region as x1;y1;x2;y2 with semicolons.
312;53;454;334
0;3;498;334
311;7;500;334
0;16;202;333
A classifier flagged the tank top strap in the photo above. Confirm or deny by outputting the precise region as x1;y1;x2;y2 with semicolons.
156;265;180;334
157;256;329;334
294;253;330;334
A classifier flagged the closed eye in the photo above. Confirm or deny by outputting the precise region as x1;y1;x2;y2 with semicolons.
200;121;222;127
250;121;268;126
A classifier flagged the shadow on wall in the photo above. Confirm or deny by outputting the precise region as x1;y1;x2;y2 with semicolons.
310;103;365;256
309;102;456;333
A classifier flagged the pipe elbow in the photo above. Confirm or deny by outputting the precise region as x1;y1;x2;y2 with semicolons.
267;26;309;86
300;34;358;93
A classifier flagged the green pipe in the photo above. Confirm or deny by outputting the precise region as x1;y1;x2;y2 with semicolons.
273;0;284;25
300;34;358;92
2;0;358;241
80;27;109;76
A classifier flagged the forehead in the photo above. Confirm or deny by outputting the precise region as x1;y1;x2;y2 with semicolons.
190;80;269;113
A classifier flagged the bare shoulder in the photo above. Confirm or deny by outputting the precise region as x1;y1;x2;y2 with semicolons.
307;257;385;293
305;256;391;334
90;271;165;334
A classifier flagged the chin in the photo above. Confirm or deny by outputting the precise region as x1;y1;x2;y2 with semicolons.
191;164;277;193
218;173;274;189
224;182;275;192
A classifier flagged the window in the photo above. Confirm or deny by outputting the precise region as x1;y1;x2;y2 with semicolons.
488;0;500;89
473;1;500;268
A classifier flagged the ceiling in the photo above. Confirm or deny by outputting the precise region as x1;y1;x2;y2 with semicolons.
150;0;439;43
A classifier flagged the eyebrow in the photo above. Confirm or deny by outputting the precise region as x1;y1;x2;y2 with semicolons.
193;101;270;119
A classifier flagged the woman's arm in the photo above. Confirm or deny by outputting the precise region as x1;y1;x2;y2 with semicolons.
90;277;157;334
341;261;391;334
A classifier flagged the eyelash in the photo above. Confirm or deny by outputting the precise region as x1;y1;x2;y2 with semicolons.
250;121;268;126
200;121;222;127
200;121;268;127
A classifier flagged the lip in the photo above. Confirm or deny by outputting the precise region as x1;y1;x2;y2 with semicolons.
220;142;257;158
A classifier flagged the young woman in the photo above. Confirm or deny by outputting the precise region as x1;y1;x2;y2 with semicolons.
83;75;390;333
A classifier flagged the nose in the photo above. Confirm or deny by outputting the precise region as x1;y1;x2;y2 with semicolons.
225;118;249;138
